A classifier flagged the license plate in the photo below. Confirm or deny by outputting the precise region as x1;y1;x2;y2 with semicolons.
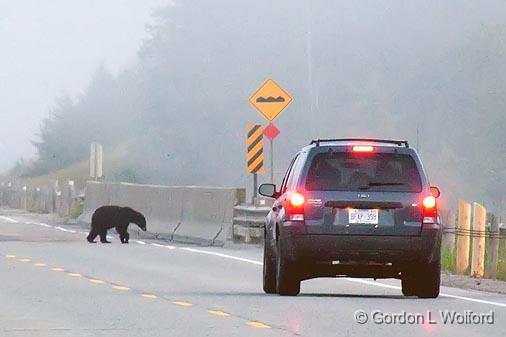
348;209;379;224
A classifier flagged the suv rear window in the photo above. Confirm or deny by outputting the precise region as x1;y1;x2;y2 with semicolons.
305;152;422;192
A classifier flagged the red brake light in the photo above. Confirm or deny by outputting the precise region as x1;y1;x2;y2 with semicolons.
423;196;436;209
290;192;305;207
352;145;374;153
287;192;305;221
422;195;437;224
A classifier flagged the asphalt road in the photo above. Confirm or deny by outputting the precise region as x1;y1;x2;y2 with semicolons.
1;209;505;337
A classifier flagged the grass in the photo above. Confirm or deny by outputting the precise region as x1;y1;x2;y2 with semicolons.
442;235;506;281
497;238;506;280
9;145;129;189
69;203;84;219
441;246;456;273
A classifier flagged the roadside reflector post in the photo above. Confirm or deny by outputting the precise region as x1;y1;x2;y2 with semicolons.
471;202;486;278
456;200;471;274
441;209;456;252
485;214;500;278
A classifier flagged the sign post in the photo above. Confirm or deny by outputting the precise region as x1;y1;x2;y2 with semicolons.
249;78;291;188
263;122;280;183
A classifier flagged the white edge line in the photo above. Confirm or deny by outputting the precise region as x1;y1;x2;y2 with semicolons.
0;215;18;223
180;247;263;266
135;240;146;245
342;278;506;308
54;226;76;233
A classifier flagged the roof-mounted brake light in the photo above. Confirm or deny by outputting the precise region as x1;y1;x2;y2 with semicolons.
352;145;374;153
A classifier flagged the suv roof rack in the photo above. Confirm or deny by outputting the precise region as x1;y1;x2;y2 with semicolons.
310;138;410;148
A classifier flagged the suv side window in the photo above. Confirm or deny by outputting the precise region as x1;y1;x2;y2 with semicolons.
286;153;306;191
280;154;299;194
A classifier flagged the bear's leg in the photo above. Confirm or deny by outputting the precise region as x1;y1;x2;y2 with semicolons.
99;229;111;243
116;226;128;244
124;231;130;244
87;227;98;243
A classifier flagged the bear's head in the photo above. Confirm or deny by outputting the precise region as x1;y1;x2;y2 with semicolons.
133;211;147;232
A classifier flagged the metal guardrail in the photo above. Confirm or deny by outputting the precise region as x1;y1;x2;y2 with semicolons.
232;203;270;243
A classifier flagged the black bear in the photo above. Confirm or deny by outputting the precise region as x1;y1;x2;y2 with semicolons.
87;206;147;244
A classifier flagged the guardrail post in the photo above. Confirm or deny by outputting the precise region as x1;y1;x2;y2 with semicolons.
456;200;471;274
471;202;486;278
441;209;456;251
486;215;500;278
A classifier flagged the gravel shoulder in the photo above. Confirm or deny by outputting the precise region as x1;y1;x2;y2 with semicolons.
441;272;506;295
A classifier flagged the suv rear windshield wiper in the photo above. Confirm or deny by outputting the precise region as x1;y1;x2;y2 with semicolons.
368;182;405;186
357;182;405;190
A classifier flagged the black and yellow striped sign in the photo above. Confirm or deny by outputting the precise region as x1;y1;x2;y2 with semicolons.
247;124;265;174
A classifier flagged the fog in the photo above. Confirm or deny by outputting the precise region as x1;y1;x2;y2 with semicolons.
2;1;506;215
0;0;170;171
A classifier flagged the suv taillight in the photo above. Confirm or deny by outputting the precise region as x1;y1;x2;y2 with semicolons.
422;195;437;224
286;192;305;221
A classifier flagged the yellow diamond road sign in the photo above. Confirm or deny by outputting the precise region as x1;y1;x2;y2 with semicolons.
249;79;292;121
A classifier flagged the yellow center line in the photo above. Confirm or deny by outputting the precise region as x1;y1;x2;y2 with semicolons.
67;272;82;277
247;322;271;329
141;293;157;299
5;254;16;259
52;267;64;272
172;301;193;307
207;310;230;317
18;258;31;263
89;279;105;284
112;285;130;291
33;263;46;267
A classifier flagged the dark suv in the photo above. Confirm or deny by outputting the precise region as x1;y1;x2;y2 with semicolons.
259;138;441;297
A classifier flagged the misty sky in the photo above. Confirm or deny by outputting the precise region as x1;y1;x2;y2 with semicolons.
0;0;170;172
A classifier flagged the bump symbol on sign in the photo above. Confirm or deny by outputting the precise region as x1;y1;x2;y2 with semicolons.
249;79;292;121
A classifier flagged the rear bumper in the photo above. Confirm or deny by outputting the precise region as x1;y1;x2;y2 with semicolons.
281;224;441;267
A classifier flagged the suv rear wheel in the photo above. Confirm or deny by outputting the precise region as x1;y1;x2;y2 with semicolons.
416;258;441;298
263;233;277;294
401;257;441;298
276;238;300;296
401;274;417;296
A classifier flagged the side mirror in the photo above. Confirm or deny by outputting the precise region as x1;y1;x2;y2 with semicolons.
259;184;278;198
430;186;441;198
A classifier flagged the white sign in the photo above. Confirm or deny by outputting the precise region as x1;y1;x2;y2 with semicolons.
90;142;103;179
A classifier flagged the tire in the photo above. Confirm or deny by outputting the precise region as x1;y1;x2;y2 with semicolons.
263;234;277;294
416;258;441;299
401;272;417;296
276;238;300;296
401;257;441;298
